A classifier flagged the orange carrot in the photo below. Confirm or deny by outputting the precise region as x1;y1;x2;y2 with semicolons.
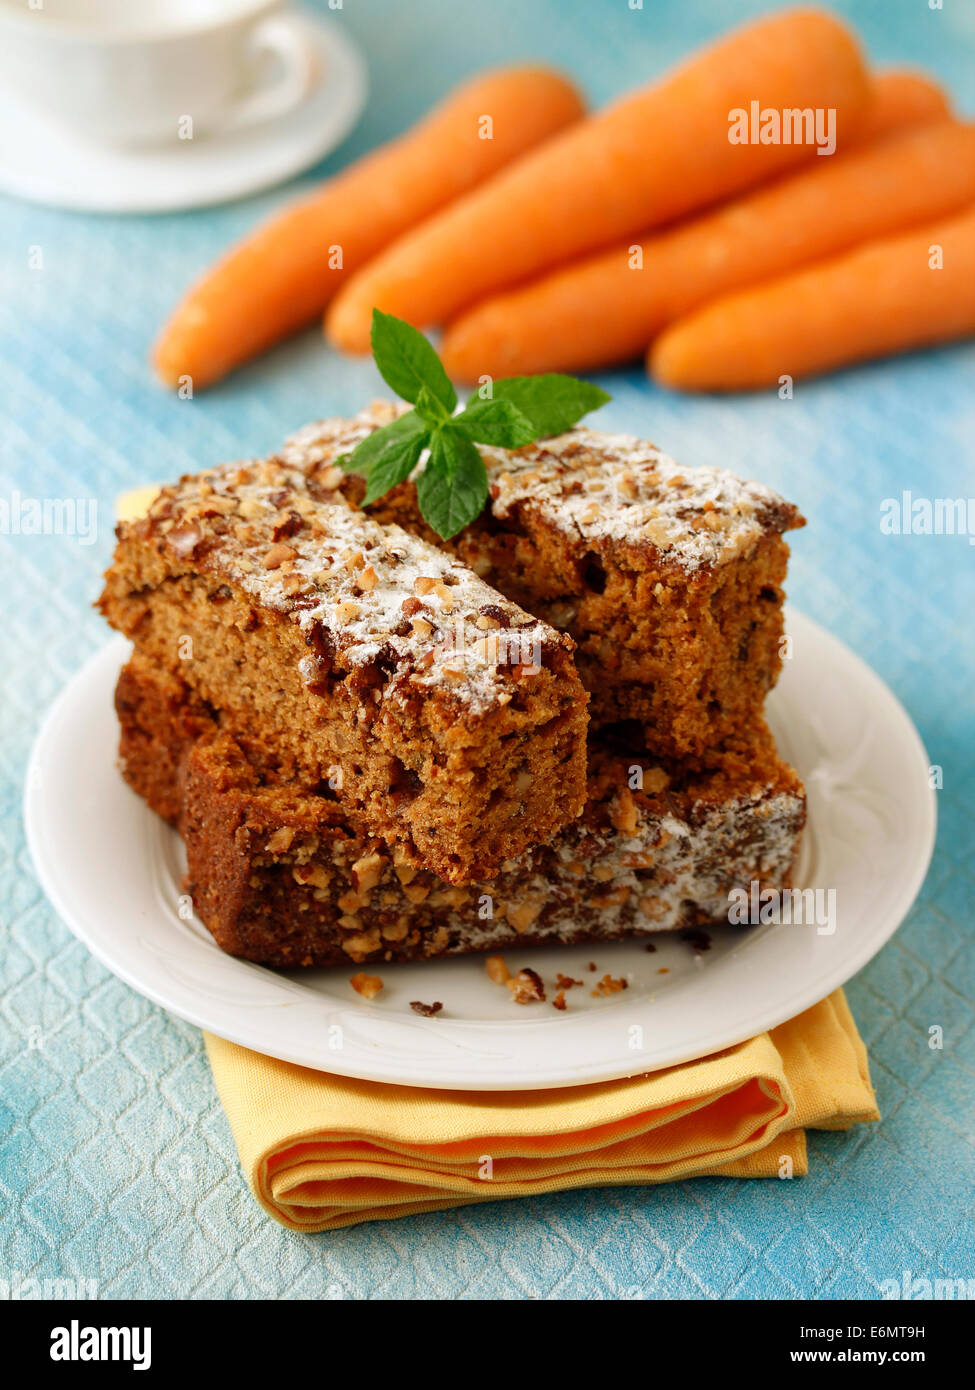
326;7;871;353
152;66;585;389
440;118;975;380
847;68;950;148
649;204;975;391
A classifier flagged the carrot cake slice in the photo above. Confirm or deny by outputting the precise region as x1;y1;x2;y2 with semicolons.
115;656;806;970
277;404;804;761
98;459;588;885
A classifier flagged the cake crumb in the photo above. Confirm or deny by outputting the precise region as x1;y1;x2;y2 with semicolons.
350;972;383;1000
591;974;629;997
552;991;567;1011
506;968;546;1004
485;954;511;984
410;1000;443;1017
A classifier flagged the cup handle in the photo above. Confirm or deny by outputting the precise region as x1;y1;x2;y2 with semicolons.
220;12;320;132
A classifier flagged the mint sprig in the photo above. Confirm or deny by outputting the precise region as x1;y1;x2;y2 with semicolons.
340;309;611;539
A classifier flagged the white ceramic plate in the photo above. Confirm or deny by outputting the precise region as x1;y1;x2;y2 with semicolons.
25;611;935;1090
0;17;366;213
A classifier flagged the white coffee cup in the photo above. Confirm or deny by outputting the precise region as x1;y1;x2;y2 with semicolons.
0;0;320;147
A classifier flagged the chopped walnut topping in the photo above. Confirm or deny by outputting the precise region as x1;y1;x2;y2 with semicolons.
350;972;383;999
472;633;500;663
342;927;382;959
413;576;437;595
592;884;630;909
266;827;295;852
411;617;434;639
639;895;666;920
351;850;384;893
611;789;639;836
166;521;205;557
272;511;304;541
263;542;296;570
357;564;379;593
507;900;542;934
292;863;330;889
402;881;431;905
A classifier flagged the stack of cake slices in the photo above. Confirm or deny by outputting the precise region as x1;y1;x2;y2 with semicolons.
99;405;806;972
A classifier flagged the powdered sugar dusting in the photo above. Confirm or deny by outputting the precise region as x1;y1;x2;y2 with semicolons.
482;786;805;938
479;429;797;570
278;404;799;573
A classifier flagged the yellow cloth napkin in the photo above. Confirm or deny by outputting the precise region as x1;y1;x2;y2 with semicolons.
204;990;878;1232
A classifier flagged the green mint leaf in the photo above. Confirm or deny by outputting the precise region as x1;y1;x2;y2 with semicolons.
416;426;488;539
370;309;457;414
451;398;536;449
340;409;427;473
414;383;451;428
489;374;610;437
362;429;428;506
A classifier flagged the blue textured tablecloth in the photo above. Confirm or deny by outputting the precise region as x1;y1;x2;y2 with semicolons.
2;0;973;1300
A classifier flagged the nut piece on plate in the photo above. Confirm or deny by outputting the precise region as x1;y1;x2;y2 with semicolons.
506;968;546;1005
485;954;511;984
350;972;383;1000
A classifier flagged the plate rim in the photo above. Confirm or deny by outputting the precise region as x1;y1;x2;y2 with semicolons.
24;611;937;1090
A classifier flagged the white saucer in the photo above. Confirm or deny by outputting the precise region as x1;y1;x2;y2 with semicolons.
25;611;935;1090
0;16;367;213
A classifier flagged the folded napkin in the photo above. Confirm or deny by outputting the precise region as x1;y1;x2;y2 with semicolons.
204;990;877;1232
